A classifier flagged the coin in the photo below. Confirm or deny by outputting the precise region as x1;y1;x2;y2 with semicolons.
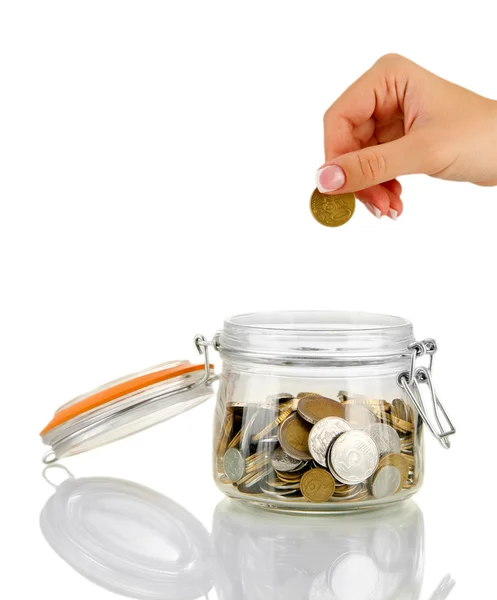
271;447;304;472
216;409;234;455
240;407;277;455
328;431;380;485
366;423;401;456
308;417;352;467
344;405;377;429
297;395;345;424
266;392;294;403
278;413;313;461
252;407;294;443
344;398;392;413
310;188;356;228
377;453;409;487
390;414;415;434
223;448;245;483
391;398;408;420
300;468;336;503
372;465;402;499
279;397;300;412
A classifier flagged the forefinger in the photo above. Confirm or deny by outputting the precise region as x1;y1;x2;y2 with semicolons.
323;65;380;163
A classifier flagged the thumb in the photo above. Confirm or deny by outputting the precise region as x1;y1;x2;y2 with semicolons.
316;134;428;194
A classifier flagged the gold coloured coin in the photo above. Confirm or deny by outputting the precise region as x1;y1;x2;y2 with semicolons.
278;413;313;461
300;468;336;503
390;415;415;434
377;453;409;489
252;407;293;442
310;188;356;228
297;395;345;424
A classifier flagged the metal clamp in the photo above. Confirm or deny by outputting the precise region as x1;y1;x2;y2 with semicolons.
194;333;220;385
397;339;456;449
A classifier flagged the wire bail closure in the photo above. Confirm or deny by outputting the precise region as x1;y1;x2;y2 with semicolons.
397;339;455;449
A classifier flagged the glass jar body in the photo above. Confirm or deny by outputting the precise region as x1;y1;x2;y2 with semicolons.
213;355;424;513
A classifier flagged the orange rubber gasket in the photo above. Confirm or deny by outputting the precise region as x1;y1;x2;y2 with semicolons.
40;362;213;437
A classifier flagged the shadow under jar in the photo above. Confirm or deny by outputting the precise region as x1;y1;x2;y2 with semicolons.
213;311;454;513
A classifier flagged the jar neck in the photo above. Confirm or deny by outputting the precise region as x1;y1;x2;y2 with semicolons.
219;311;415;367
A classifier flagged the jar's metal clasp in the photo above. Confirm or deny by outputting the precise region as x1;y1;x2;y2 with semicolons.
194;333;221;386
397;339;456;449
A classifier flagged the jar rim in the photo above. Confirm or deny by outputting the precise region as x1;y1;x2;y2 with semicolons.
219;311;414;363
224;311;411;333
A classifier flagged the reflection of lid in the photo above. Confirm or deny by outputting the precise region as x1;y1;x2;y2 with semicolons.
40;337;216;462
40;475;214;600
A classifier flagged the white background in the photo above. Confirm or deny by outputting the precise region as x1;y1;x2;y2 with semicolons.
1;1;496;598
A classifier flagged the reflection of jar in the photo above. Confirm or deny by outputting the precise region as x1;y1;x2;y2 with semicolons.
40;473;433;600
40;311;455;513
213;311;455;512
212;499;424;600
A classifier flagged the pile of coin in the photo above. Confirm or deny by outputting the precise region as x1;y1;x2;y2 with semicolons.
216;391;422;505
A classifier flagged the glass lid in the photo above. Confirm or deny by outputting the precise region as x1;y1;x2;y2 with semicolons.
40;337;216;462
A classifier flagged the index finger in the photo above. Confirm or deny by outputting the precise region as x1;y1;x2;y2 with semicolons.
323;55;411;164
323;67;379;163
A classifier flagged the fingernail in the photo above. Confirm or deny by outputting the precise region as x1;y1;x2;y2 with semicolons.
365;203;382;219
389;209;398;221
316;165;346;193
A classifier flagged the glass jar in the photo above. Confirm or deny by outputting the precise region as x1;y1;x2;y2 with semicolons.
39;310;455;514
212;311;455;512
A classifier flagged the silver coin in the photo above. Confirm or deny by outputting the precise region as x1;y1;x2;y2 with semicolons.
223;448;245;482
344;405;377;429
366;423;401;456
372;465;402;499
259;484;298;498
271;447;303;472
256;434;280;446
329;431;379;485
289;460;309;473
308;417;352;467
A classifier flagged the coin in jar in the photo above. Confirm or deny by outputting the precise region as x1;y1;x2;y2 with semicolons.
372;465;402;499
366;423;401;456
344;405;377;429
328;430;379;485
300;468;336;503
278;413;313;461
298;395;345;424
310;188;356;228
308;417;352;467
377;453;410;487
271;447;304;472
223;448;246;483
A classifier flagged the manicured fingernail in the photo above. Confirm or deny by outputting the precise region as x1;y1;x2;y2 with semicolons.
316;165;346;193
365;203;382;219
389;209;398;221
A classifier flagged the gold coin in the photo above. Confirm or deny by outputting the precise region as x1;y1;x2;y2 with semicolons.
390;415;415;434
278;413;313;461
297;395;345;424
377;453;410;489
310;188;356;227
300;469;336;503
252;407;293;442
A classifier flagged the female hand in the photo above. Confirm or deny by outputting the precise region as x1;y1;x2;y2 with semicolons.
316;54;497;219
